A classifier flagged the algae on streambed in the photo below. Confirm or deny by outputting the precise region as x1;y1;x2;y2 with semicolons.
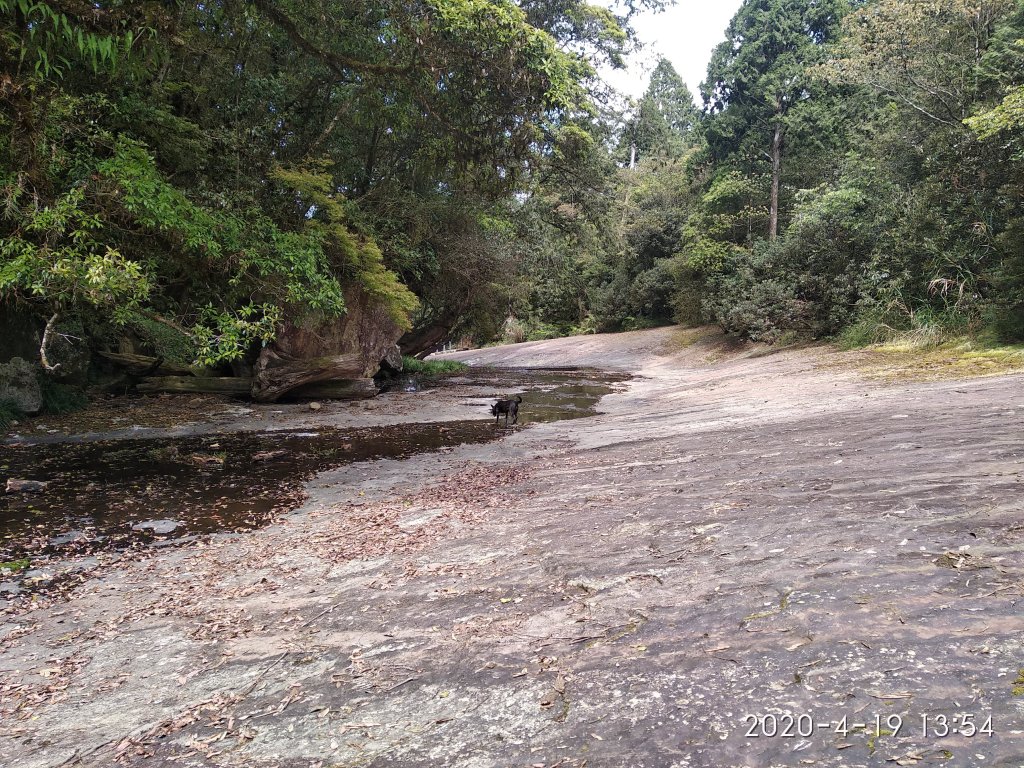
0;368;626;567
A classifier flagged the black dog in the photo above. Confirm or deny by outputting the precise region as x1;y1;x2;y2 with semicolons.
490;395;522;426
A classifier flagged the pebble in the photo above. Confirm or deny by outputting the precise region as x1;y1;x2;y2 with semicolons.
5;478;48;493
131;520;182;535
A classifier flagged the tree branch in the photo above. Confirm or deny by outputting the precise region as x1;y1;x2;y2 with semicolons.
249;0;412;79
40;312;62;373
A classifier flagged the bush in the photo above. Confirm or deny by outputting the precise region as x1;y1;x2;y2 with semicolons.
839;306;973;350
629;260;678;320
400;356;467;376
837;313;899;349
502;315;528;344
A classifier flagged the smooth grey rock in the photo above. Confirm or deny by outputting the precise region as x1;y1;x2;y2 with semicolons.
131;519;181;535
50;530;88;546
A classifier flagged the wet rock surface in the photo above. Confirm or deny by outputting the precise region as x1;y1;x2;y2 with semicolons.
1;328;1023;768
0;368;624;586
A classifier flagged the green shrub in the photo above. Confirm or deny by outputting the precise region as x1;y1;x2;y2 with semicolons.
525;321;563;341
839;307;975;350
125;312;198;365
401;356;468;376
837;315;898;349
503;315;528;344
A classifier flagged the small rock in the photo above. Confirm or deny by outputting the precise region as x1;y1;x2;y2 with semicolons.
0;357;43;414
309;401;322;412
6;478;49;494
49;530;88;546
0;582;23;596
131;519;181;535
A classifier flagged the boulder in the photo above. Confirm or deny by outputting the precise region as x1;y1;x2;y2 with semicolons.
252;286;404;402
0;358;42;414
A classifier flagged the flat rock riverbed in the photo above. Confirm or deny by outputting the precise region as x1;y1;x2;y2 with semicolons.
2;327;1023;768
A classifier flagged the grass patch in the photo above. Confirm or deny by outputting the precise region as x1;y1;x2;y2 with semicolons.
401;356;468;376
848;336;1024;382
1012;669;1024;697
1;558;30;573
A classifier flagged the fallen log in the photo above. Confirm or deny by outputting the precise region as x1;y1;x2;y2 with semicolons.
135;376;252;395
98;351;195;376
252;351;366;402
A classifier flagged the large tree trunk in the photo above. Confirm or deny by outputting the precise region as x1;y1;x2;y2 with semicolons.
289;379;377;400
399;300;468;359
769;122;783;241
399;321;456;360
251;286;404;402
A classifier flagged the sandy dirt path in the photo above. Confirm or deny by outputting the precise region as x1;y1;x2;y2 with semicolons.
2;327;1023;768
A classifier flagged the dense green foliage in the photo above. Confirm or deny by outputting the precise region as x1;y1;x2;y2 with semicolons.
6;0;1024;362
1;0;660;367
509;0;1024;347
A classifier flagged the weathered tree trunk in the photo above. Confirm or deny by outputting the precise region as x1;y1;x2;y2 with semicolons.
399;318;458;360
252;351;366;401
98;351;195;376
251;286;404;402
136;377;252;395
769;122;783;241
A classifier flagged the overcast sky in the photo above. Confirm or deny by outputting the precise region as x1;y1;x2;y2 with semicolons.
601;1;743;103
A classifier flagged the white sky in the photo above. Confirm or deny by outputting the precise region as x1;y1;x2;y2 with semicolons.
601;1;743;104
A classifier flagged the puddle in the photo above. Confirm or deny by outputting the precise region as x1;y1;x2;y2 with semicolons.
0;368;627;565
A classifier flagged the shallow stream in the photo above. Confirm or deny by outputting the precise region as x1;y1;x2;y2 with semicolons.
0;368;627;565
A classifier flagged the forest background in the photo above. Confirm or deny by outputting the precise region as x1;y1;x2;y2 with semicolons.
3;0;1024;382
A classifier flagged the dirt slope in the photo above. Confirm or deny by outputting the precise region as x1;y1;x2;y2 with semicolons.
3;327;1023;768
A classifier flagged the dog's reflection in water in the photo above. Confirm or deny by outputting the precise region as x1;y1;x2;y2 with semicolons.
490;395;522;426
